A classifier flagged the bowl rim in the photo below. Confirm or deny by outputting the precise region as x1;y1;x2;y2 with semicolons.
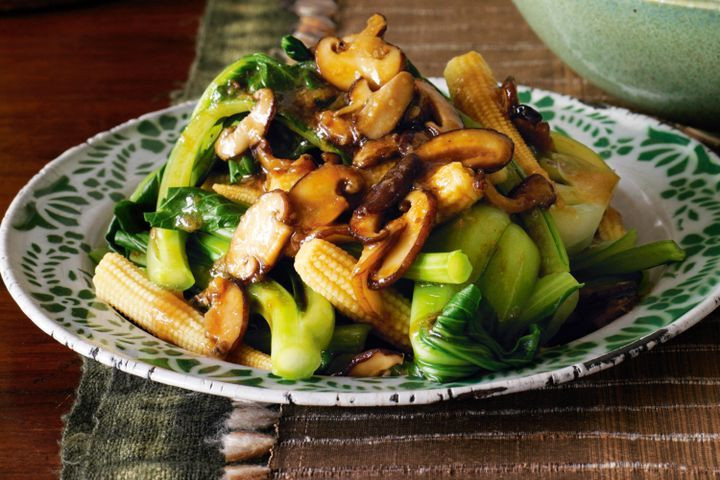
643;0;720;11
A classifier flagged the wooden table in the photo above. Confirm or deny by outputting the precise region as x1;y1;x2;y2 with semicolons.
1;1;718;478
0;2;205;477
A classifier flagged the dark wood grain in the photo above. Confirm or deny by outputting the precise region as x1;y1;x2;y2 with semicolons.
0;1;204;477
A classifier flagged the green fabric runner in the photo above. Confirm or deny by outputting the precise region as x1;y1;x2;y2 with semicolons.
62;361;232;479
173;0;296;102
61;1;296;478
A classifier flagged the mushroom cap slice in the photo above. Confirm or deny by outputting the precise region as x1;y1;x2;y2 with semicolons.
264;155;316;192
358;160;397;187
343;348;404;377
215;89;276;160
315;14;405;91
348;209;388;244
202;277;249;357
316;110;356;146
287;224;356;257
415;79;463;135
334;78;373;117
414;128;514;172
289;164;365;230
301;224;356;245
353;134;400;168
510;173;556;208
224;191;293;283
500;76;555;153
350;154;419;242
355;71;415;140
253;139;296;172
370;189;437;289
253;140;316;192
483;173;556;214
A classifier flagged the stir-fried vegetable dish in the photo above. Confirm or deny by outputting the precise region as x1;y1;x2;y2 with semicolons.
92;15;685;381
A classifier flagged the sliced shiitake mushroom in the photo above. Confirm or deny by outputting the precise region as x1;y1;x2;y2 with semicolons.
289;224;357;257
511;105;554;154
320;152;342;165
499;76;520;114
351;222;404;317
264;157;316;192
355;71;415;140
223;191;293;283
315;13;405;91
288;164;365;229
349;209;387;244
316;110;356;146
358;159;397;187
301;224;356;245
350;154;419;242
369;189;437;289
287;224;357;257
342;348;404;377
414;128;514;172
215;89;276;160
253;139;293;171
500;76;554;153
415;79;463;135
253;140;316;192
353;134;400;168
552;279;639;346
333;78;373;117
200;277;249;357
483;173;556;214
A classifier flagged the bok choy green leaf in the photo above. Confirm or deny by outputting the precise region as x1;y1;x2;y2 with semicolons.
411;284;542;382
144;187;245;234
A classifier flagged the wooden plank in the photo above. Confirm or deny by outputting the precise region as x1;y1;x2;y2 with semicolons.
0;1;204;477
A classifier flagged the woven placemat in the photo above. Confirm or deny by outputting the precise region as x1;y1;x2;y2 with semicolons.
269;1;720;479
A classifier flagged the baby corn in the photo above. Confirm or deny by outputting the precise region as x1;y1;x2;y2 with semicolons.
444;52;548;180
423;162;482;223
93;252;216;356
226;344;272;370
295;239;411;350
212;182;262;206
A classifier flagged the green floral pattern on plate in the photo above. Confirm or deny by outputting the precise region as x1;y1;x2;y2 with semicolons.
2;84;719;406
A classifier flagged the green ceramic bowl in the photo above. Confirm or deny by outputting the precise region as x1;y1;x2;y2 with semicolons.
513;0;720;129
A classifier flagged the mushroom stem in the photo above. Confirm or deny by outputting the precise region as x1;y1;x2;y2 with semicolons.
350;153;419;242
415;79;463;135
215;89;277;160
351;224;404;317
483;174;556;214
369;190;437;289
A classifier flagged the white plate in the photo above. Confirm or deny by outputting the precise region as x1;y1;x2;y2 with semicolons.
2;82;719;406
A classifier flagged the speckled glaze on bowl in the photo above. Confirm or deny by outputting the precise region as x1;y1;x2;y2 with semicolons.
513;0;720;128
